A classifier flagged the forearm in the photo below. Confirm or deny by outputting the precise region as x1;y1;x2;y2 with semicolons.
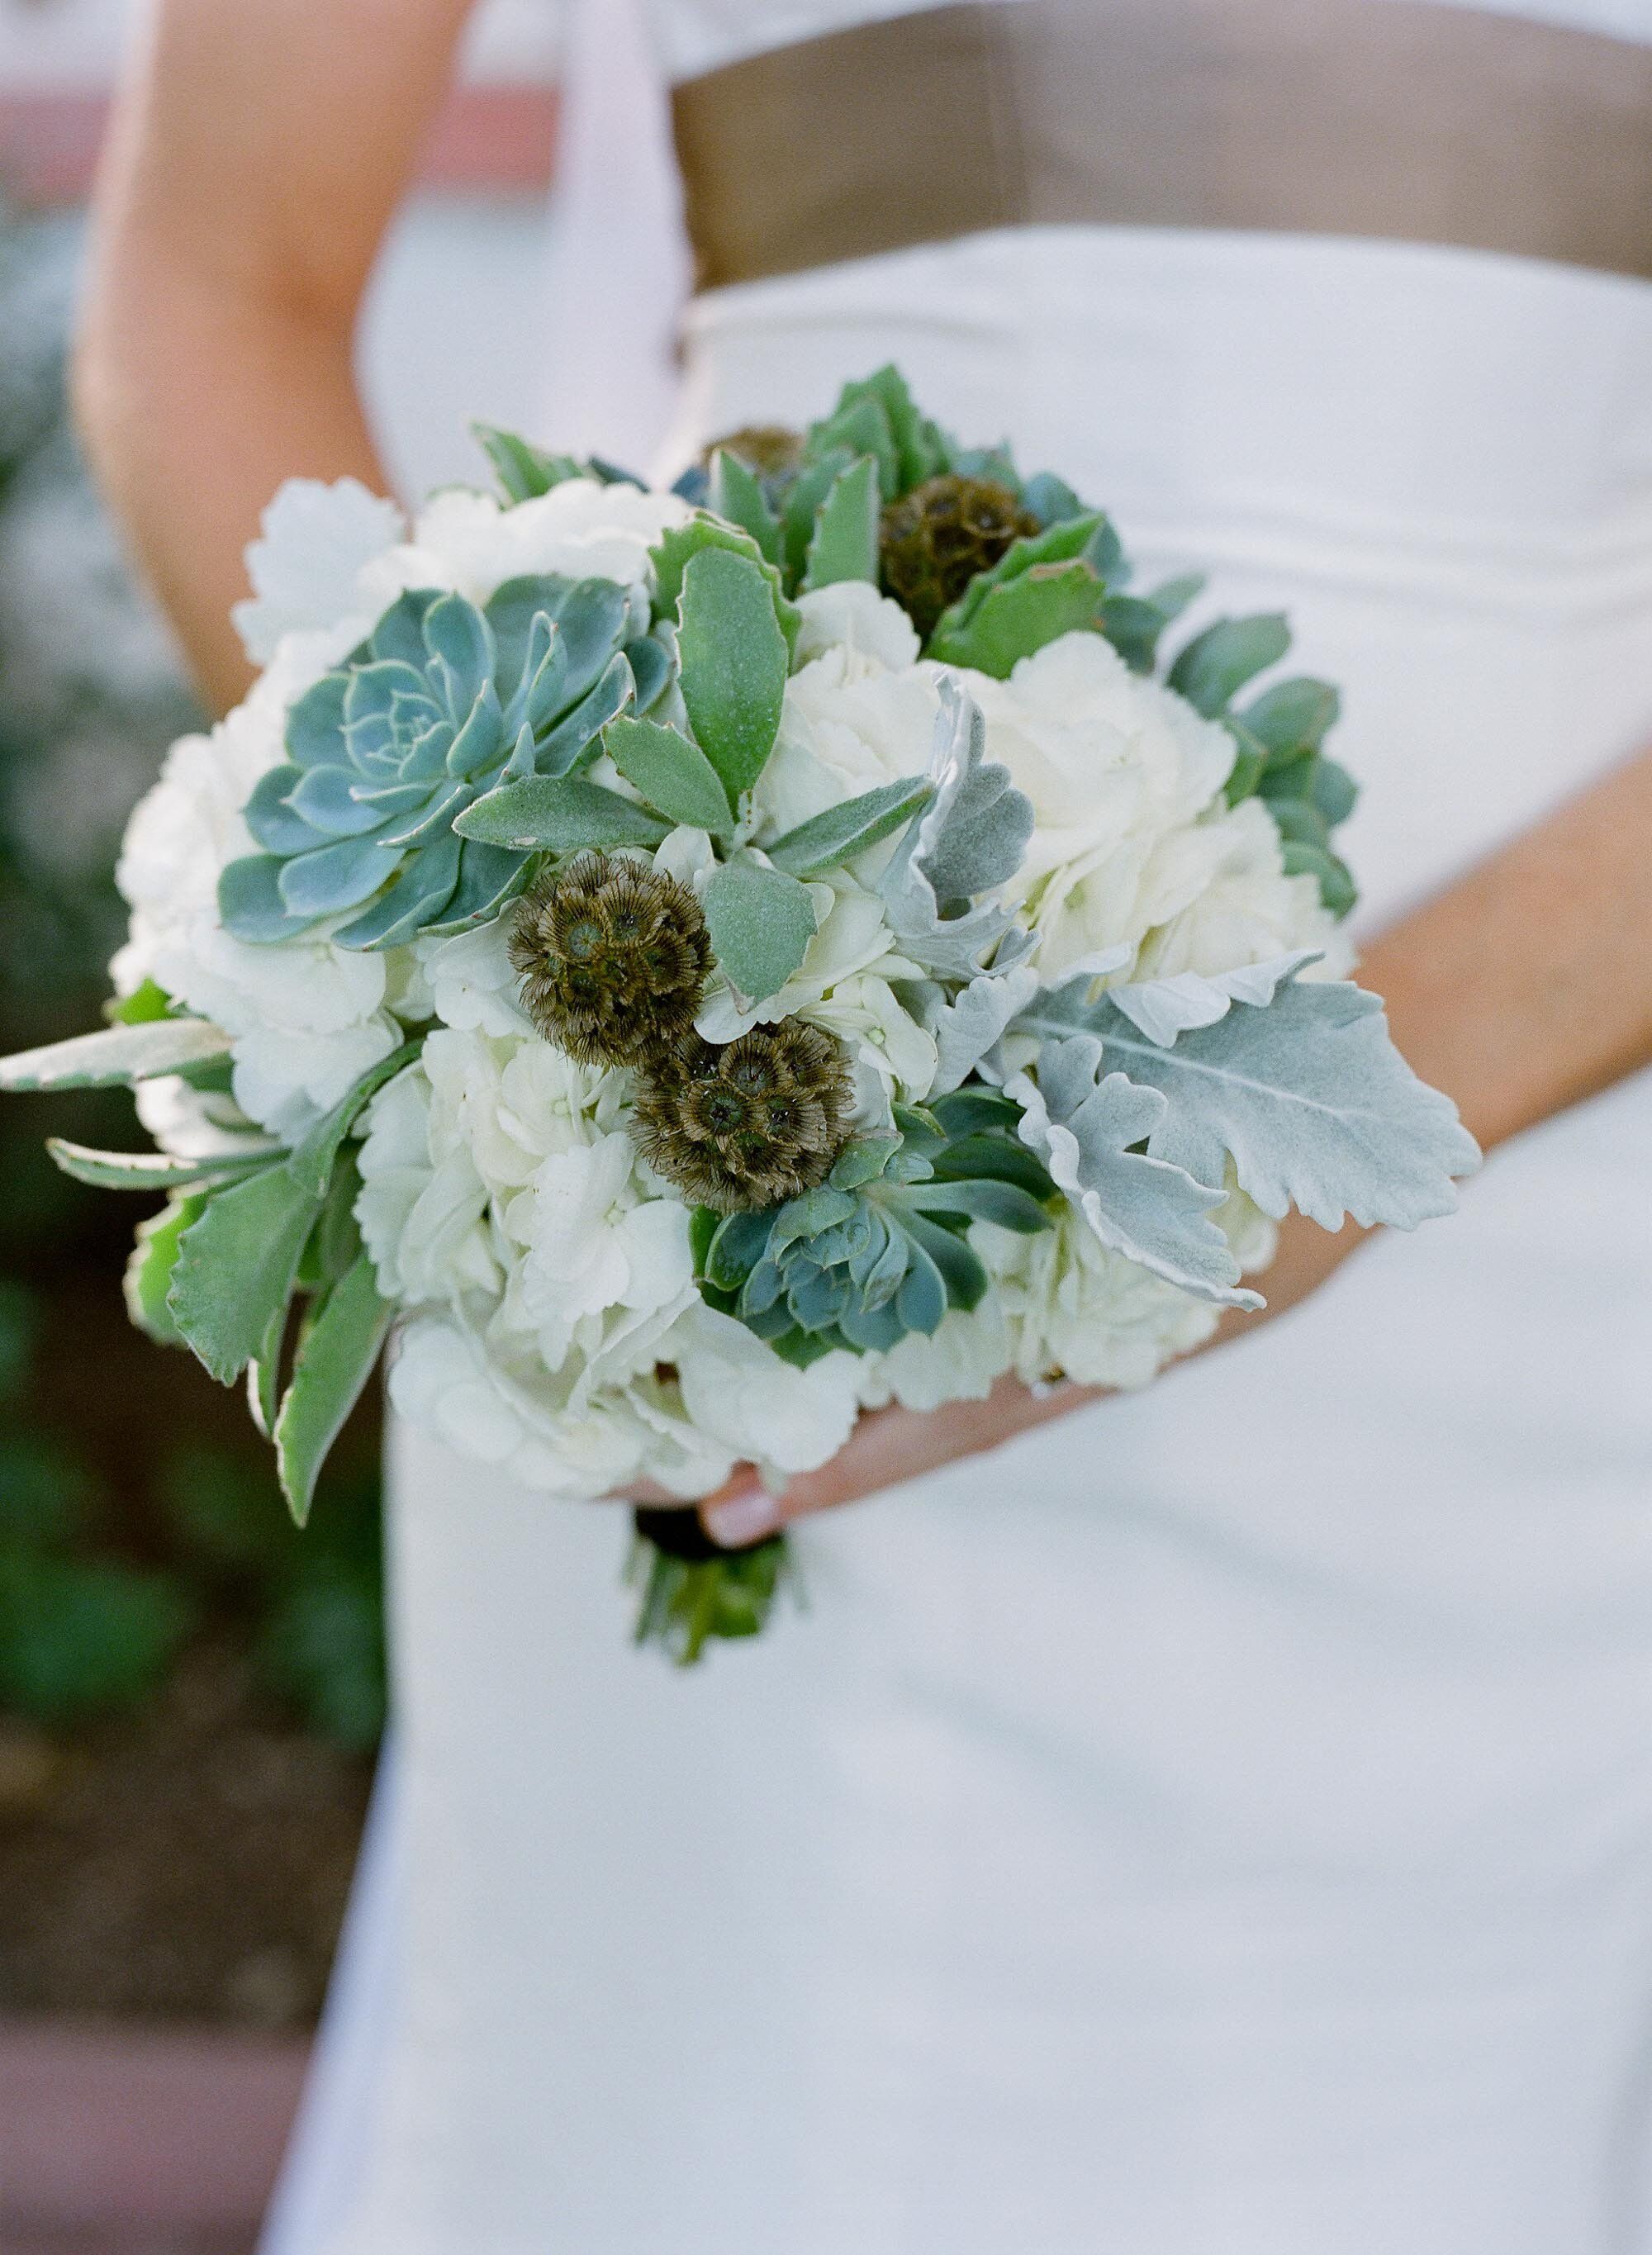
1358;742;1652;1156
76;264;383;713
74;0;477;715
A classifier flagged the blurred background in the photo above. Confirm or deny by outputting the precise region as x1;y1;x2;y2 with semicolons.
0;3;564;2244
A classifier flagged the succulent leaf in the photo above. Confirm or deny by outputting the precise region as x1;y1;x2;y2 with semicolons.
221;576;638;949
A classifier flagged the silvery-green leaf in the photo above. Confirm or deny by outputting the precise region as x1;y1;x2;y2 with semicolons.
765;775;931;878
701;856;818;1003
167;1162;325;1384
45;1139;273;1193
453;773;668;853
1100;952;1322;1048
1006;1042;1260;1308
287;762;389;838
275;1253;393;1527
420;591;494;708
801;454;880;591
1167;614;1290;718
603;715;733;833
0;1018;234;1093
1057;974;1480;1228
676;547;789;804
918;959;1042;1094
780;447;857;581
903;1213;989;1308
707;449;783;567
876;679;1032;975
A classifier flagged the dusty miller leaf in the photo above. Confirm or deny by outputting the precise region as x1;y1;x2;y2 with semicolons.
876;678;1033;976
1022;971;1480;1228
1006;1040;1260;1308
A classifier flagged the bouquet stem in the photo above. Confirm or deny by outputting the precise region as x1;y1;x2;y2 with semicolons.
627;1507;795;1665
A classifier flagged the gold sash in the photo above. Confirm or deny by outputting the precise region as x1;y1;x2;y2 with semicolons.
672;0;1652;290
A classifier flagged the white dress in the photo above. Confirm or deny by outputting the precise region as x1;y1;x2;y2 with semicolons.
263;2;1652;2248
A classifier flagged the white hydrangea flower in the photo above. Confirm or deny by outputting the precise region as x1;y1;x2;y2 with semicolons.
360;479;691;619
792;581;920;670
414;921;534;1039
1131;795;1353;983
669;1301;862;1476
232;477;406;663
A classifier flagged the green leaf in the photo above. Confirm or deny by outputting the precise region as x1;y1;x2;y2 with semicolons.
106;977;172;1026
807;392;899;496
925;562;1103;678
453;773;670;852
930;512;1112;641
1281;840;1359;919
765;774;932;877
602;715;734;833
648;515;800;652
800;454;881;591
676;548;790;804
0;1018;234;1094
124;1193;209;1346
1222;717;1270;806
819;365;948;491
1310;756;1360;828
472;421;583;504
167;1163;325;1385
1167;614;1291;717
1240;675;1341;761
779;447;857;582
287;1041;420;1199
275;1254;393;1528
45;1138;273;1193
248;1300;287;1438
707;449;783;567
701;857;819;1002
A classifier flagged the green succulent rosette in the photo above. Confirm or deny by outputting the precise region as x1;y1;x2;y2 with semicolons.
217;574;669;951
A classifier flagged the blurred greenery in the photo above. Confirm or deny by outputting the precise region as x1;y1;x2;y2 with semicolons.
0;194;387;1752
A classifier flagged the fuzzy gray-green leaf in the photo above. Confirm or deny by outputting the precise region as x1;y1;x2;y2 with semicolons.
602;716;733;833
676;547;790;804
167;1164;325;1385
701;857;818;1002
0;1018;234;1094
765;775;932;878
453;774;670;853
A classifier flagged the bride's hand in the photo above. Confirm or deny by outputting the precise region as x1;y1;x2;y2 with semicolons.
620;1209;1371;1545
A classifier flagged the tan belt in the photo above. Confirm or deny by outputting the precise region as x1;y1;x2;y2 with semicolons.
672;0;1652;291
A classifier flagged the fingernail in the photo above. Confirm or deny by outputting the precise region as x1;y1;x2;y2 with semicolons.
704;1490;781;1548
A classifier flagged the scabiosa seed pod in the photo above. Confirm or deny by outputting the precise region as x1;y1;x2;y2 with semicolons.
700;425;805;482
879;473;1042;639
509;852;712;1069
633;1023;854;1213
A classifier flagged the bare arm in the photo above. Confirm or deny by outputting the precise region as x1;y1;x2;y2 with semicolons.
75;0;477;713
698;742;1652;1541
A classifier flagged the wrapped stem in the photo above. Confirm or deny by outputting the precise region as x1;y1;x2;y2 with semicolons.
627;1506;795;1665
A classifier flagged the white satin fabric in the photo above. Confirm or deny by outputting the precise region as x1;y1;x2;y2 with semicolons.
263;2;1652;2248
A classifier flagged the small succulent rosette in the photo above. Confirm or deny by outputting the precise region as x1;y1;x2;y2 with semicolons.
0;369;1479;1664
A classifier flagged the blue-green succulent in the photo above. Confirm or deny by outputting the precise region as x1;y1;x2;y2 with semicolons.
695;1092;1056;1365
219;575;671;951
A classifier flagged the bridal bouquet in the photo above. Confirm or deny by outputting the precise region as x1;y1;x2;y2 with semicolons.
1;368;1477;1659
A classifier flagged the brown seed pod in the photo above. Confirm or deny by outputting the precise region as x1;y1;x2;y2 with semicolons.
509;852;711;1069
699;425;805;482
879;473;1042;639
633;1022;854;1213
